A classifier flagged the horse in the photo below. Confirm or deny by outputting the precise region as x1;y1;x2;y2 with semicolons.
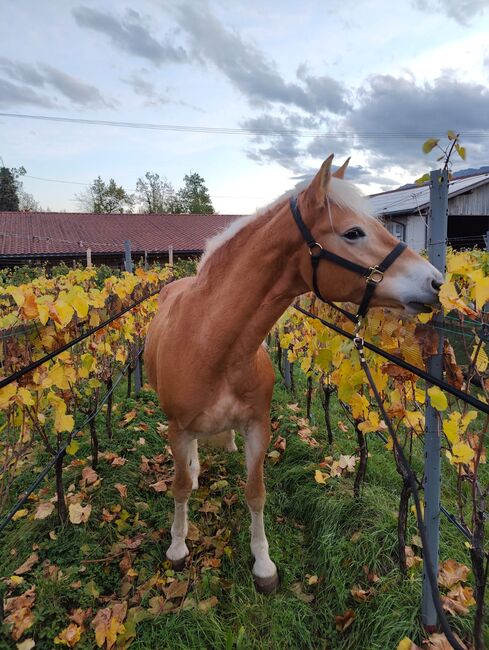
144;155;443;593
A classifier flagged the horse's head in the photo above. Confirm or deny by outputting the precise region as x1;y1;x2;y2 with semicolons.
294;155;443;314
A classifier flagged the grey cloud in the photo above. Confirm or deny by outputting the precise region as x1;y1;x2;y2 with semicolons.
172;3;350;114
0;58;113;109
412;0;489;24
347;73;489;168
0;78;55;108
123;74;170;106
73;6;189;65
0;57;45;86
41;65;113;108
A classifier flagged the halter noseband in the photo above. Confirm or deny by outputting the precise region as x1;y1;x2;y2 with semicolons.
289;196;407;323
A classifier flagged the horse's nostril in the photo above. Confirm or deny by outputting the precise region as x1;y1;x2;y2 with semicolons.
432;279;442;292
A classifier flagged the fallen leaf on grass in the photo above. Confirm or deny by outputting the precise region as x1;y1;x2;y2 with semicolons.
397;638;421;650
438;559;470;589
91;601;127;648
335;608;355;632
314;469;328;484
273;435;286;451
290;582;315;603
405;546;422;569
12;509;28;521
114;483;127;499
34;502;55;520
79;467;99;488
198;596;218;613
287;403;301;412
103;452;127;467
14;553;39;575
350;585;372;602
69;503;92;524
120;410;137;426
4;586;36;641
423;632;468;649
149;479;167;492
267;450;281;464
54;623;83;647
165;579;189;600
16;640;35;650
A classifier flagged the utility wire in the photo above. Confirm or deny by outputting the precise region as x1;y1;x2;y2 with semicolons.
3;112;489;139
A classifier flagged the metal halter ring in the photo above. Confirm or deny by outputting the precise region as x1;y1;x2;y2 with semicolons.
308;242;324;257
366;266;384;284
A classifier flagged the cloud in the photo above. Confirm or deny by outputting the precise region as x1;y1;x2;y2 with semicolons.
412;0;489;25
73;6;189;65
0;57;45;87
123;73;170;106
172;3;350;114
346;73;489;167
41;65;113;108
0;58;113;109
0;78;55;108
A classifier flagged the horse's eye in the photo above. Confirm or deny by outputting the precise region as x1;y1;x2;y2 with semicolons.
343;227;366;241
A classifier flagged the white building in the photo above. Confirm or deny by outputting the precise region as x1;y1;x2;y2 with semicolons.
369;171;489;251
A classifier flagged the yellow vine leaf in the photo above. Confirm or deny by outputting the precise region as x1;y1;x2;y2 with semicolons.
427;386;448;411
447;442;474;465
17;388;34;407
472;343;488;373
0;382;18;409
443;413;461;444
472;276;489;309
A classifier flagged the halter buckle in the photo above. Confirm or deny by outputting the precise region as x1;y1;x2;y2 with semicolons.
366;266;384;284
309;242;323;257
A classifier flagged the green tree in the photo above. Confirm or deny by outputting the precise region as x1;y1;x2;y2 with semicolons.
135;172;180;213
177;172;214;214
0;166;26;211
76;177;133;213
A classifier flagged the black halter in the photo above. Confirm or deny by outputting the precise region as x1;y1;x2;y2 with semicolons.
289;196;407;323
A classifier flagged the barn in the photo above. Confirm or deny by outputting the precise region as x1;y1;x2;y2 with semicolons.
369;171;489;251
0;211;241;268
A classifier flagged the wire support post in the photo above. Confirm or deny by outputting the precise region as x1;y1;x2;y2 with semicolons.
422;169;448;631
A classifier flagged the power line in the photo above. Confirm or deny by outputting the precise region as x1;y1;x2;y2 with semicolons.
2;112;489;140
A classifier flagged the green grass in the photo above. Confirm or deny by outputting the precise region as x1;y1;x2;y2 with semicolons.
0;368;485;649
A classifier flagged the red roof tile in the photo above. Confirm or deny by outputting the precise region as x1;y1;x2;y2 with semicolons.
0;211;242;256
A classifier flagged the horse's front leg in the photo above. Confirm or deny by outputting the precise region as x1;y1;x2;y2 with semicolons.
166;427;194;570
245;419;279;593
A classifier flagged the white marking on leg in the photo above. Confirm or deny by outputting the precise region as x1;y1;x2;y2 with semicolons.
250;509;277;578
245;425;277;580
225;430;238;452
188;438;200;490
166;501;189;562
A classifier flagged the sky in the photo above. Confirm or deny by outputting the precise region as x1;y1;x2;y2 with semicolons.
1;0;489;215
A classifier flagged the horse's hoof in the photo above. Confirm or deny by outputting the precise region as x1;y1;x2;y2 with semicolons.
253;571;279;594
170;556;187;572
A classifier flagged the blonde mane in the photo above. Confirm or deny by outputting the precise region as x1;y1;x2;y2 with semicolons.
198;176;373;273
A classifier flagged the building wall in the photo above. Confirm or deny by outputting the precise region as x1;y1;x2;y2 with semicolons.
448;183;489;216
386;214;426;252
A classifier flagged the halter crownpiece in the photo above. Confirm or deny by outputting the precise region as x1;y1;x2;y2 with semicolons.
289;196;407;322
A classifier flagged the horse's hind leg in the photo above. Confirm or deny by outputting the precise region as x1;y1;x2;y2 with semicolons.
245;419;278;593
166;426;194;569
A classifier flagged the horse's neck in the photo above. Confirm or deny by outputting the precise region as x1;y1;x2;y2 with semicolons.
195;203;306;359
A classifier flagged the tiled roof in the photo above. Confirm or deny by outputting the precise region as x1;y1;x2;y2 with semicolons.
0;211;242;256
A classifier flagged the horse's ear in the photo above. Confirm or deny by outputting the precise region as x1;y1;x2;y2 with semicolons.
308;154;334;206
333;157;350;179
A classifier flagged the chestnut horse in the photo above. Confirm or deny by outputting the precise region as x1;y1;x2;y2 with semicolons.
144;155;443;592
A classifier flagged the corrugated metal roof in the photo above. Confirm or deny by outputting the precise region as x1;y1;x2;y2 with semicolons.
369;172;489;216
0;211;241;256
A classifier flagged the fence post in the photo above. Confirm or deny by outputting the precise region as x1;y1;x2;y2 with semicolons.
134;350;141;397
124;240;133;273
422;169;448;630
86;248;92;268
168;245;174;267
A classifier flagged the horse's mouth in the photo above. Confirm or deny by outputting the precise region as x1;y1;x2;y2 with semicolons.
405;301;434;314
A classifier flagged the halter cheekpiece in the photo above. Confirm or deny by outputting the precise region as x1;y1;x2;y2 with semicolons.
289;196;407;323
